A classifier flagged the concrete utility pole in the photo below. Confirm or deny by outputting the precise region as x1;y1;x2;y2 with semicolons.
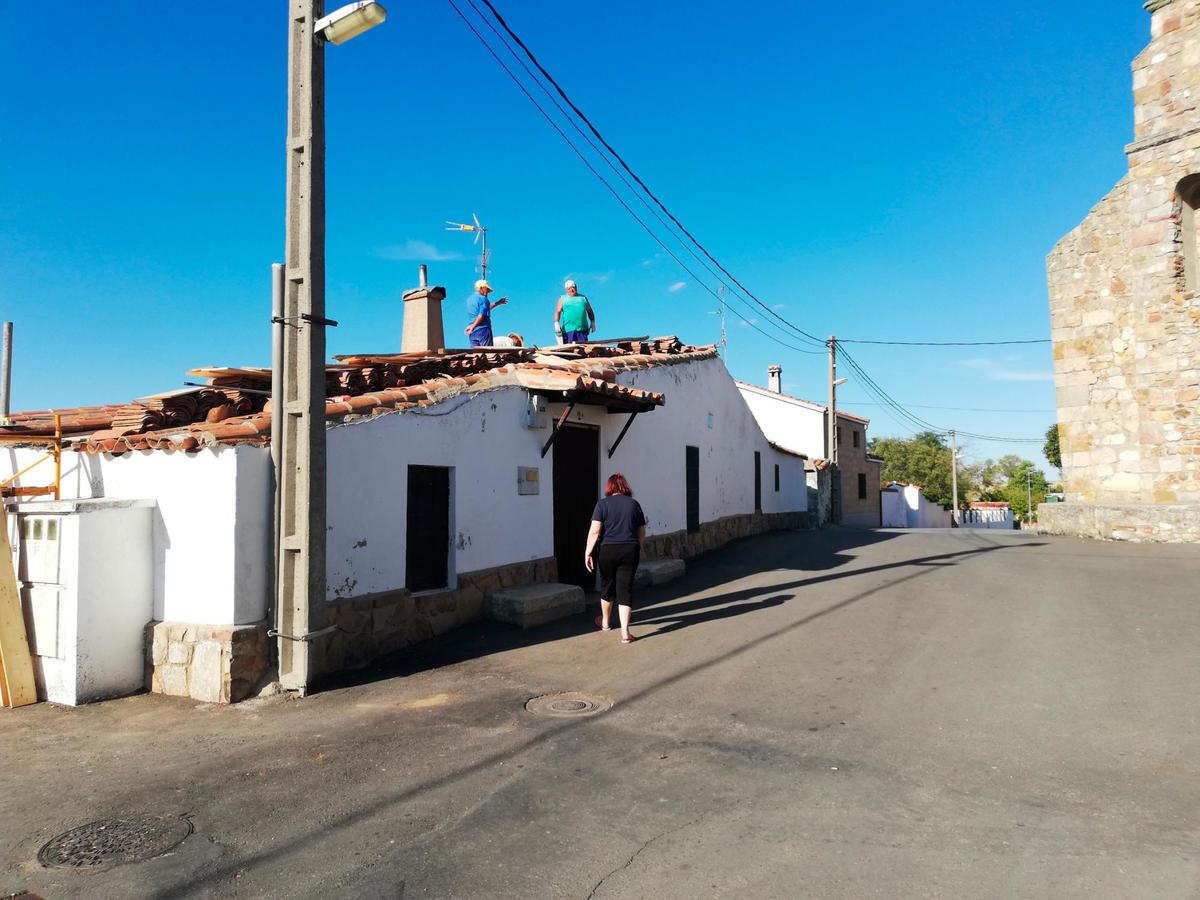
827;335;840;525
949;429;959;525
277;0;329;694
0;322;12;422
1026;469;1033;526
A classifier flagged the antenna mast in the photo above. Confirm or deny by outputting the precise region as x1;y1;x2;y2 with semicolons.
445;214;490;279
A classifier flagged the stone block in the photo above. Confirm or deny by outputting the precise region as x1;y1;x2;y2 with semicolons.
160;665;189;697
634;558;686;588
486;583;585;629
189;641;225;704
167;642;191;666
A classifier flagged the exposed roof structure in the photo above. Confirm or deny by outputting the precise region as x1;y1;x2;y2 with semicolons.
2;337;715;455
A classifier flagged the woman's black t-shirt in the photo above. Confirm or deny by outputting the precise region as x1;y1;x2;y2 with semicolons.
591;495;647;544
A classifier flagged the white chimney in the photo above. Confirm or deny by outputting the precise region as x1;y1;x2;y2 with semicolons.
767;364;782;394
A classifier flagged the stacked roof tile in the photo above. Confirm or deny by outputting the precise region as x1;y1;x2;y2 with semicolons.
1;338;715;455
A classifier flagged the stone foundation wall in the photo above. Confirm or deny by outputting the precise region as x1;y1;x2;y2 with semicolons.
1038;502;1200;543
147;621;270;704
643;510;809;560
308;556;558;679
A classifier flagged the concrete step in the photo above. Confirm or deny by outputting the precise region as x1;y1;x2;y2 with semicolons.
634;558;686;589
486;583;585;629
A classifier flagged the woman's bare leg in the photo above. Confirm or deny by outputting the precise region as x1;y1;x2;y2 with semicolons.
599;598;614;630
619;604;632;640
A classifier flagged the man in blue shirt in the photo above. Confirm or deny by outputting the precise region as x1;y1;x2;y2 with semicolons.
465;279;507;347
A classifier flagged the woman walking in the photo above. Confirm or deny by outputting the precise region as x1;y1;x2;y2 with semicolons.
585;473;647;643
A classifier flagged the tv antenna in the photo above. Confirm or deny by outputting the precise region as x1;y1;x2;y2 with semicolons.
709;284;728;356
445;214;490;279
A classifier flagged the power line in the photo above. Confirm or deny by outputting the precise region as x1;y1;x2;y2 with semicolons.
840;400;1055;414
838;338;1050;347
470;0;829;349
444;0;824;357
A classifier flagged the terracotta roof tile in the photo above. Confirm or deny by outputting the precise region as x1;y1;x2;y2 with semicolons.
5;337;714;454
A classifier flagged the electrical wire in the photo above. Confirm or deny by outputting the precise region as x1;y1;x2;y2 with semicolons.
444;0;825;356
470;0;829;349
838;338;1050;346
839;401;1056;414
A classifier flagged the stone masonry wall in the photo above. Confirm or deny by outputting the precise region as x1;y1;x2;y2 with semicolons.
1046;0;1200;540
308;510;808;682
147;621;270;704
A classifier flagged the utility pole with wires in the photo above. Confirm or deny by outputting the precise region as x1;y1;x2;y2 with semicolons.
950;429;959;525
1026;469;1033;527
827;335;846;525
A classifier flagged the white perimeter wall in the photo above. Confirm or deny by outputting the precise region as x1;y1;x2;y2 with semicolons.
2;444;270;625
882;484;952;528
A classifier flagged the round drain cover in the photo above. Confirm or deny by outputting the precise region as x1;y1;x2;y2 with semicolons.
38;816;193;869
525;692;613;717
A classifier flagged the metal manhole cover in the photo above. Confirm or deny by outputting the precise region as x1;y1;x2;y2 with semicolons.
37;816;193;869
525;692;613;717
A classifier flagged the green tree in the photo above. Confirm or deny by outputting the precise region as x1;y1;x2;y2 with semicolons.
1000;460;1050;522
868;431;974;507
1044;424;1061;471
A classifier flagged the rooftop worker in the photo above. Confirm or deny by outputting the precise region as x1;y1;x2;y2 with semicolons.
465;279;507;347
492;332;525;348
554;279;596;344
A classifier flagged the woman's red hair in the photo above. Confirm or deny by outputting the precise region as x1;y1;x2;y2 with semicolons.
605;473;633;497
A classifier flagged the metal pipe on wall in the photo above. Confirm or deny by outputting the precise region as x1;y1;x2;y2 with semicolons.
270;263;284;648
1;322;12;420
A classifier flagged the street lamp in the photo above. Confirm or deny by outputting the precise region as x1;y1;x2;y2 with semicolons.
315;1;387;44
275;0;386;696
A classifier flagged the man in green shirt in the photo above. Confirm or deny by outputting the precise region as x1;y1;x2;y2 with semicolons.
554;279;596;344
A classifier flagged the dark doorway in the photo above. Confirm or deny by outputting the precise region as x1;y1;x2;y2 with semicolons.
754;451;762;512
552;423;600;590
407;465;450;592
685;445;700;533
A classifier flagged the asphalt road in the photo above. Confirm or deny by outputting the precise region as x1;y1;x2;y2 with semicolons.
3;527;1199;899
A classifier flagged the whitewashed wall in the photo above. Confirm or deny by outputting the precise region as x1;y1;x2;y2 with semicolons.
881;484;952;529
325;389;554;601
2;445;270;625
325;356;806;601
737;384;827;459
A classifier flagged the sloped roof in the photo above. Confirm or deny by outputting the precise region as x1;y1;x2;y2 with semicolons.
734;381;871;425
1;337;714;455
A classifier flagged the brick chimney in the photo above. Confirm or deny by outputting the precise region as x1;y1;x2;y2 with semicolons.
767;364;782;393
401;265;448;354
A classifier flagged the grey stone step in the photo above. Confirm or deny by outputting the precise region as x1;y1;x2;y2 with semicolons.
633;558;686;588
486;583;585;629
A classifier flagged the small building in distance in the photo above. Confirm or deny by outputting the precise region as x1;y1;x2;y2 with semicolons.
737;366;883;527
881;483;953;529
961;501;1014;530
1042;0;1200;543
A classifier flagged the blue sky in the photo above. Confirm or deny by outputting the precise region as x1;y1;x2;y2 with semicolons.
0;1;1148;471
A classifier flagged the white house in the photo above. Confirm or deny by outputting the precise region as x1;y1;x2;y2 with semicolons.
881;482;952;529
2;335;807;704
736;366;882;528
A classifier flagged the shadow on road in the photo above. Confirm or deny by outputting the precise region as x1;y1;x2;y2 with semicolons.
164;532;1044;899
313;527;900;693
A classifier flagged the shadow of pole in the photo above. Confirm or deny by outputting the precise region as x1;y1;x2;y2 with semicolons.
164;539;1033;897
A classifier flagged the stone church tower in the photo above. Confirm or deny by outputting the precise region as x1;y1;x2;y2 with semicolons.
1040;0;1200;542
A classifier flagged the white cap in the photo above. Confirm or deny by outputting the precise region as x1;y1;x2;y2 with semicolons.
564;279;576;290
475;279;491;292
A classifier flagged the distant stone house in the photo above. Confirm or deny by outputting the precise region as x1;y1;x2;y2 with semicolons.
2;334;807;704
1041;0;1200;543
736;367;883;527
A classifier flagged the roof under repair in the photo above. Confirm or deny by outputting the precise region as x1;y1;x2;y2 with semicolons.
2;337;715;454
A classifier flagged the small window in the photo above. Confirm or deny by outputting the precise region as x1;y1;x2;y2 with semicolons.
774;464;780;492
837;426;843;447
858;473;868;499
853;430;860;448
